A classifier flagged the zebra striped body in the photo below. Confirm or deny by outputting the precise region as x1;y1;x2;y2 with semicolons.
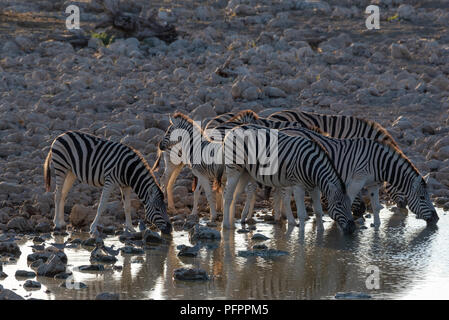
221;124;356;233
44;131;171;234
230;110;407;213
278;127;438;225
155;112;240;211
158;114;225;220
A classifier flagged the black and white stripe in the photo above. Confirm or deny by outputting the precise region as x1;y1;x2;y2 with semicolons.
44;131;171;234
221;123;356;233
278;127;438;226
158;113;225;220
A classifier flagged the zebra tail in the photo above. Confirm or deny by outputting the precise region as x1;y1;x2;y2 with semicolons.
152;148;162;172
44;149;52;192
192;176;198;192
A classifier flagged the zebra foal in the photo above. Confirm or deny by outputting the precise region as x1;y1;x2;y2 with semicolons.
44;131;172;235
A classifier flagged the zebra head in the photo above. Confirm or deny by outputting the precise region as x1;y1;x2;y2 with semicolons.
146;187;172;234
407;177;438;225
327;186;356;234
159;115;181;151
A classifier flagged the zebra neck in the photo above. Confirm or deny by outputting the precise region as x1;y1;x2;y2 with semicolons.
379;149;417;197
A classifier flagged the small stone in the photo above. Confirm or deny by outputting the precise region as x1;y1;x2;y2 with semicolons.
15;270;36;278
82;237;103;247
120;246;144;255
54;272;72;280
391;43;411;60
253;244;268;250
143;229;163;244
23;280;41;289
173;268;209;281
6;216;32;233
189;224;221;241
177;243;200;257
37;254;66;277
0;242;21;257
237;229;250;234
251;233;269;241
78;264;105;272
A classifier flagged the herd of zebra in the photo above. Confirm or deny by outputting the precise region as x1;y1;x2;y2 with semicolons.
43;108;439;236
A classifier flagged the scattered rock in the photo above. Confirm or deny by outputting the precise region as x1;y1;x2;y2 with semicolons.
6;216;32;233
70;204;95;228
189;224;221;241
177;243;201;257
23;280;41;289
173;268;209;281
0;285;24;300
15;270;36;278
251;233;269;241
78;264;105;272
0;242;21;257
36;254;66;277
143;229;163;244
120;246;144;255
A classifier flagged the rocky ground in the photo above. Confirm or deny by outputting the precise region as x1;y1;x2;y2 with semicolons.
0;0;449;236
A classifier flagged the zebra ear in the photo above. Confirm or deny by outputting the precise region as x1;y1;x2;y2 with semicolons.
423;173;430;184
169;115;173;125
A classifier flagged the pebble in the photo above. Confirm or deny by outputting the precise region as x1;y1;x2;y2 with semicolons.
173;268;209;281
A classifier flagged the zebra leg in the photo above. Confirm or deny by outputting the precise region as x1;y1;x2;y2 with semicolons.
90;181;114;236
292;186;307;227
367;185;383;227
273;188;282;221
310;188;325;231
164;157;183;211
54;171;76;230
222;169;242;229
197;175;218;221
282;187;297;225
229;173;251;226
241;181;257;224
215;189;223;212
121;186;136;233
192;180;201;216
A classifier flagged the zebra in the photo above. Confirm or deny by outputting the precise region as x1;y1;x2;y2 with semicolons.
154;111;238;211
250;127;439;227
221;123;356;234
44;131;172;235
267;109;407;207
157;113;226;220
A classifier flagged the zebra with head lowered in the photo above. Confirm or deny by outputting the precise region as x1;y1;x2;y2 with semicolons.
154;112;238;211
221;123;356;234
263;127;439;228
44;131;172;235
267;108;407;208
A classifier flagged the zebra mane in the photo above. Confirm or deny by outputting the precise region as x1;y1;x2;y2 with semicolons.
172;112;210;139
128;145;163;190
228;110;259;122
362;117;399;149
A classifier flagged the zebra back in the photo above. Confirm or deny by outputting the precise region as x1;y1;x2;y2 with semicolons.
267;109;399;148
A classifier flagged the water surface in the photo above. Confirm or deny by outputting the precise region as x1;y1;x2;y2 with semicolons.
1;207;448;300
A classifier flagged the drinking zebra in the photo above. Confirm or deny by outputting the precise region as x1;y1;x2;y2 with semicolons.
267;108;407;207
261;127;439;227
221;123;356;234
44;131;172;235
